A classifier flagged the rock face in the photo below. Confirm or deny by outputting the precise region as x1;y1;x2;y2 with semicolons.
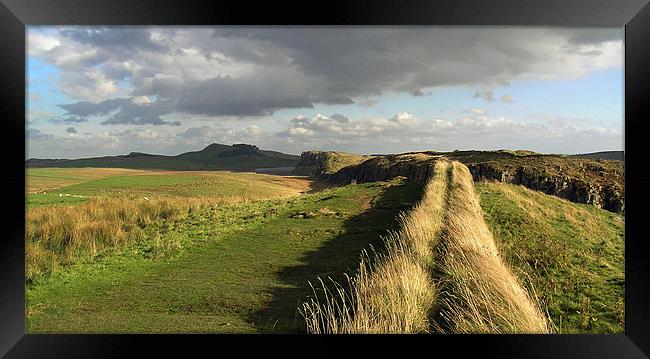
466;162;625;213
324;154;438;184
296;149;625;214
292;151;368;176
293;151;331;176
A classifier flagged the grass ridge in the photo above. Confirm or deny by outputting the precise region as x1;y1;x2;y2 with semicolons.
301;160;551;333
432;162;550;333
300;160;450;333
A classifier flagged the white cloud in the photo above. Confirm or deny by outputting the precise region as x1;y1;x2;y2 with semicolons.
391;112;420;127
28;32;60;53
58;68;119;102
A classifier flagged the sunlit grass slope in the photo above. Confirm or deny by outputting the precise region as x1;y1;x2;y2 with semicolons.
26;170;313;281
26;168;312;207
26;167;152;194
436;162;549;333
476;181;624;333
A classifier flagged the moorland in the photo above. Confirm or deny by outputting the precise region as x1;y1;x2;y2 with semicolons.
25;144;624;333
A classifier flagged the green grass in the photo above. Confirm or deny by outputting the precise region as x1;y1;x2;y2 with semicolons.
26;167;153;194
26;178;423;333
294;151;369;176
476;182;624;333
26;169;311;207
322;152;369;174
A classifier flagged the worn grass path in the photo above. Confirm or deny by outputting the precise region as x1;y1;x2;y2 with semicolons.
27;179;423;333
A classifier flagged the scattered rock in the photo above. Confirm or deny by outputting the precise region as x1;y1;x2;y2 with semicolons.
317;207;337;216
289;211;318;219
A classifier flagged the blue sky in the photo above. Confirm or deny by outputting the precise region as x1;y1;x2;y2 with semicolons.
277;68;622;127
26;27;624;158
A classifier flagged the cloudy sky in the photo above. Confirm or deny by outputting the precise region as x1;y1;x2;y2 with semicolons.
27;26;623;159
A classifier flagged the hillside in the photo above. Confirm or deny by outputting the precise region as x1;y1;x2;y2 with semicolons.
477;182;624;333
572;151;624;161
26;143;300;171
295;149;625;213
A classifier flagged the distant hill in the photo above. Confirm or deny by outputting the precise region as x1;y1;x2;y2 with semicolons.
571;151;624;161
25;143;300;171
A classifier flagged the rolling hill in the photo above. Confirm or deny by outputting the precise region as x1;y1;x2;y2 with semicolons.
25;143;300;171
572;151;624;161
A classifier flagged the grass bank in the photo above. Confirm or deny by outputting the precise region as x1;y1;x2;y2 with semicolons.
477;181;624;333
435;162;549;333
301;160;449;333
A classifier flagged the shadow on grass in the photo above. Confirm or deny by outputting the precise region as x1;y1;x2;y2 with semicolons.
248;180;425;333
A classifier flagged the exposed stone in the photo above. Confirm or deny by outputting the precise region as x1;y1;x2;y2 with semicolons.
466;162;624;213
295;150;625;214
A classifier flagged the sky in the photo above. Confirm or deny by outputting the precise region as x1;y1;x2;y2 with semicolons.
26;26;624;159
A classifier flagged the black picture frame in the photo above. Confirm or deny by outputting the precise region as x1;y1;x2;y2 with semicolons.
2;0;649;357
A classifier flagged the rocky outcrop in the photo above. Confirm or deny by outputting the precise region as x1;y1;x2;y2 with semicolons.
292;151;368;176
217;144;260;157
297;149;625;214
467;162;624;213
324;154;438;184
293;151;331;176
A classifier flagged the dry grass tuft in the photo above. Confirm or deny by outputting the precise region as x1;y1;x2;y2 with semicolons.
300;160;450;333
436;162;550;333
25;196;246;282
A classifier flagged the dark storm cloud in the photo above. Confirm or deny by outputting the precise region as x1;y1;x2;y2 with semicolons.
31;27;622;120
209;27;621;100
331;113;350;123
49;115;88;125
61;97;181;126
60;27;170;53
100;114;180;126
60;98;127;117
563;28;622;45
176;75;316;116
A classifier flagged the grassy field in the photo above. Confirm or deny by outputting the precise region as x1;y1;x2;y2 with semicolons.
26;168;312;207
25;163;624;334
26;168;152;194
26;178;423;333
476;182;625;333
